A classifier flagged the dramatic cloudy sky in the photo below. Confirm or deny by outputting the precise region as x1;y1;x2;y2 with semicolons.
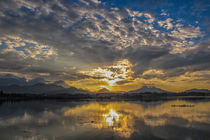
0;0;209;92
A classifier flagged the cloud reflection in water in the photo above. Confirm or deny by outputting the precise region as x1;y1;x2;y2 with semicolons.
0;100;210;139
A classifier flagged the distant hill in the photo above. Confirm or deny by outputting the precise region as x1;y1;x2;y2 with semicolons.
0;74;44;86
53;80;71;88
0;83;86;94
184;89;210;93
0;74;27;86
128;86;169;93
97;88;110;93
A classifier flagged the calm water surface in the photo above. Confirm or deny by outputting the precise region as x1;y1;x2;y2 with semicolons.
0;100;210;140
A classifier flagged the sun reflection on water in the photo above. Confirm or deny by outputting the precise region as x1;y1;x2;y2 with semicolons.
64;103;134;138
1;100;210;140
63;100;210;138
103;109;120;126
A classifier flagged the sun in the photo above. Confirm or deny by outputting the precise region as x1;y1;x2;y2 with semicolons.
77;59;134;92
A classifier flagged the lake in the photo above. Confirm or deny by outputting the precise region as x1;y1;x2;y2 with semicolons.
0;99;210;140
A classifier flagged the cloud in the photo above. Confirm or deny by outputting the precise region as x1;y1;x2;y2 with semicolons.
158;18;173;30
0;0;209;92
68;59;134;91
91;0;101;4
0;35;56;59
142;69;165;79
170;26;202;39
160;10;169;16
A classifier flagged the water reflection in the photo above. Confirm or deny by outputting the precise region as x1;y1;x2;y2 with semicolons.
103;109;120;126
0;100;210;140
64;102;134;138
63;100;210;139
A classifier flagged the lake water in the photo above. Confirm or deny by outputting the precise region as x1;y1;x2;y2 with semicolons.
0;99;210;140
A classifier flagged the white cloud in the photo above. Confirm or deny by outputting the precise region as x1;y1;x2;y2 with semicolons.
160;10;169;16
0;35;56;59
158;18;173;30
126;8;143;17
171;27;202;39
144;13;155;23
91;0;101;4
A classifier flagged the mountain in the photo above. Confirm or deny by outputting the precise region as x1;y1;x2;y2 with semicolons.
97;88;110;93
0;74;27;86
0;74;45;86
53;80;70;88
0;83;86;94
184;89;210;93
27;78;45;85
128;86;168;93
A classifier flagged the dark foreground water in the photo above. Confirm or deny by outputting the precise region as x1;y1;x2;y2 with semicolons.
0;99;210;140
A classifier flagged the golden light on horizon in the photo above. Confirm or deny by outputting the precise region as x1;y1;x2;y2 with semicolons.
67;59;134;92
65;60;210;93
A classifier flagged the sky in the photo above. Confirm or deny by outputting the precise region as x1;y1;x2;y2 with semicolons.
0;0;209;92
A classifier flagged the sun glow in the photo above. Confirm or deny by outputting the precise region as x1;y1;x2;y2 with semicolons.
103;109;120;126
65;60;210;93
77;59;134;92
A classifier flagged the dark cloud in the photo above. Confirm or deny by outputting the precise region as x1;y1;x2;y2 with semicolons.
152;41;210;70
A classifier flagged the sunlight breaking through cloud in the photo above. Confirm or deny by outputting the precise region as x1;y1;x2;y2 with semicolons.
74;59;134;91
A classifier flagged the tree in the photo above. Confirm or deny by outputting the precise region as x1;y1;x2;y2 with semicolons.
0;90;3;96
